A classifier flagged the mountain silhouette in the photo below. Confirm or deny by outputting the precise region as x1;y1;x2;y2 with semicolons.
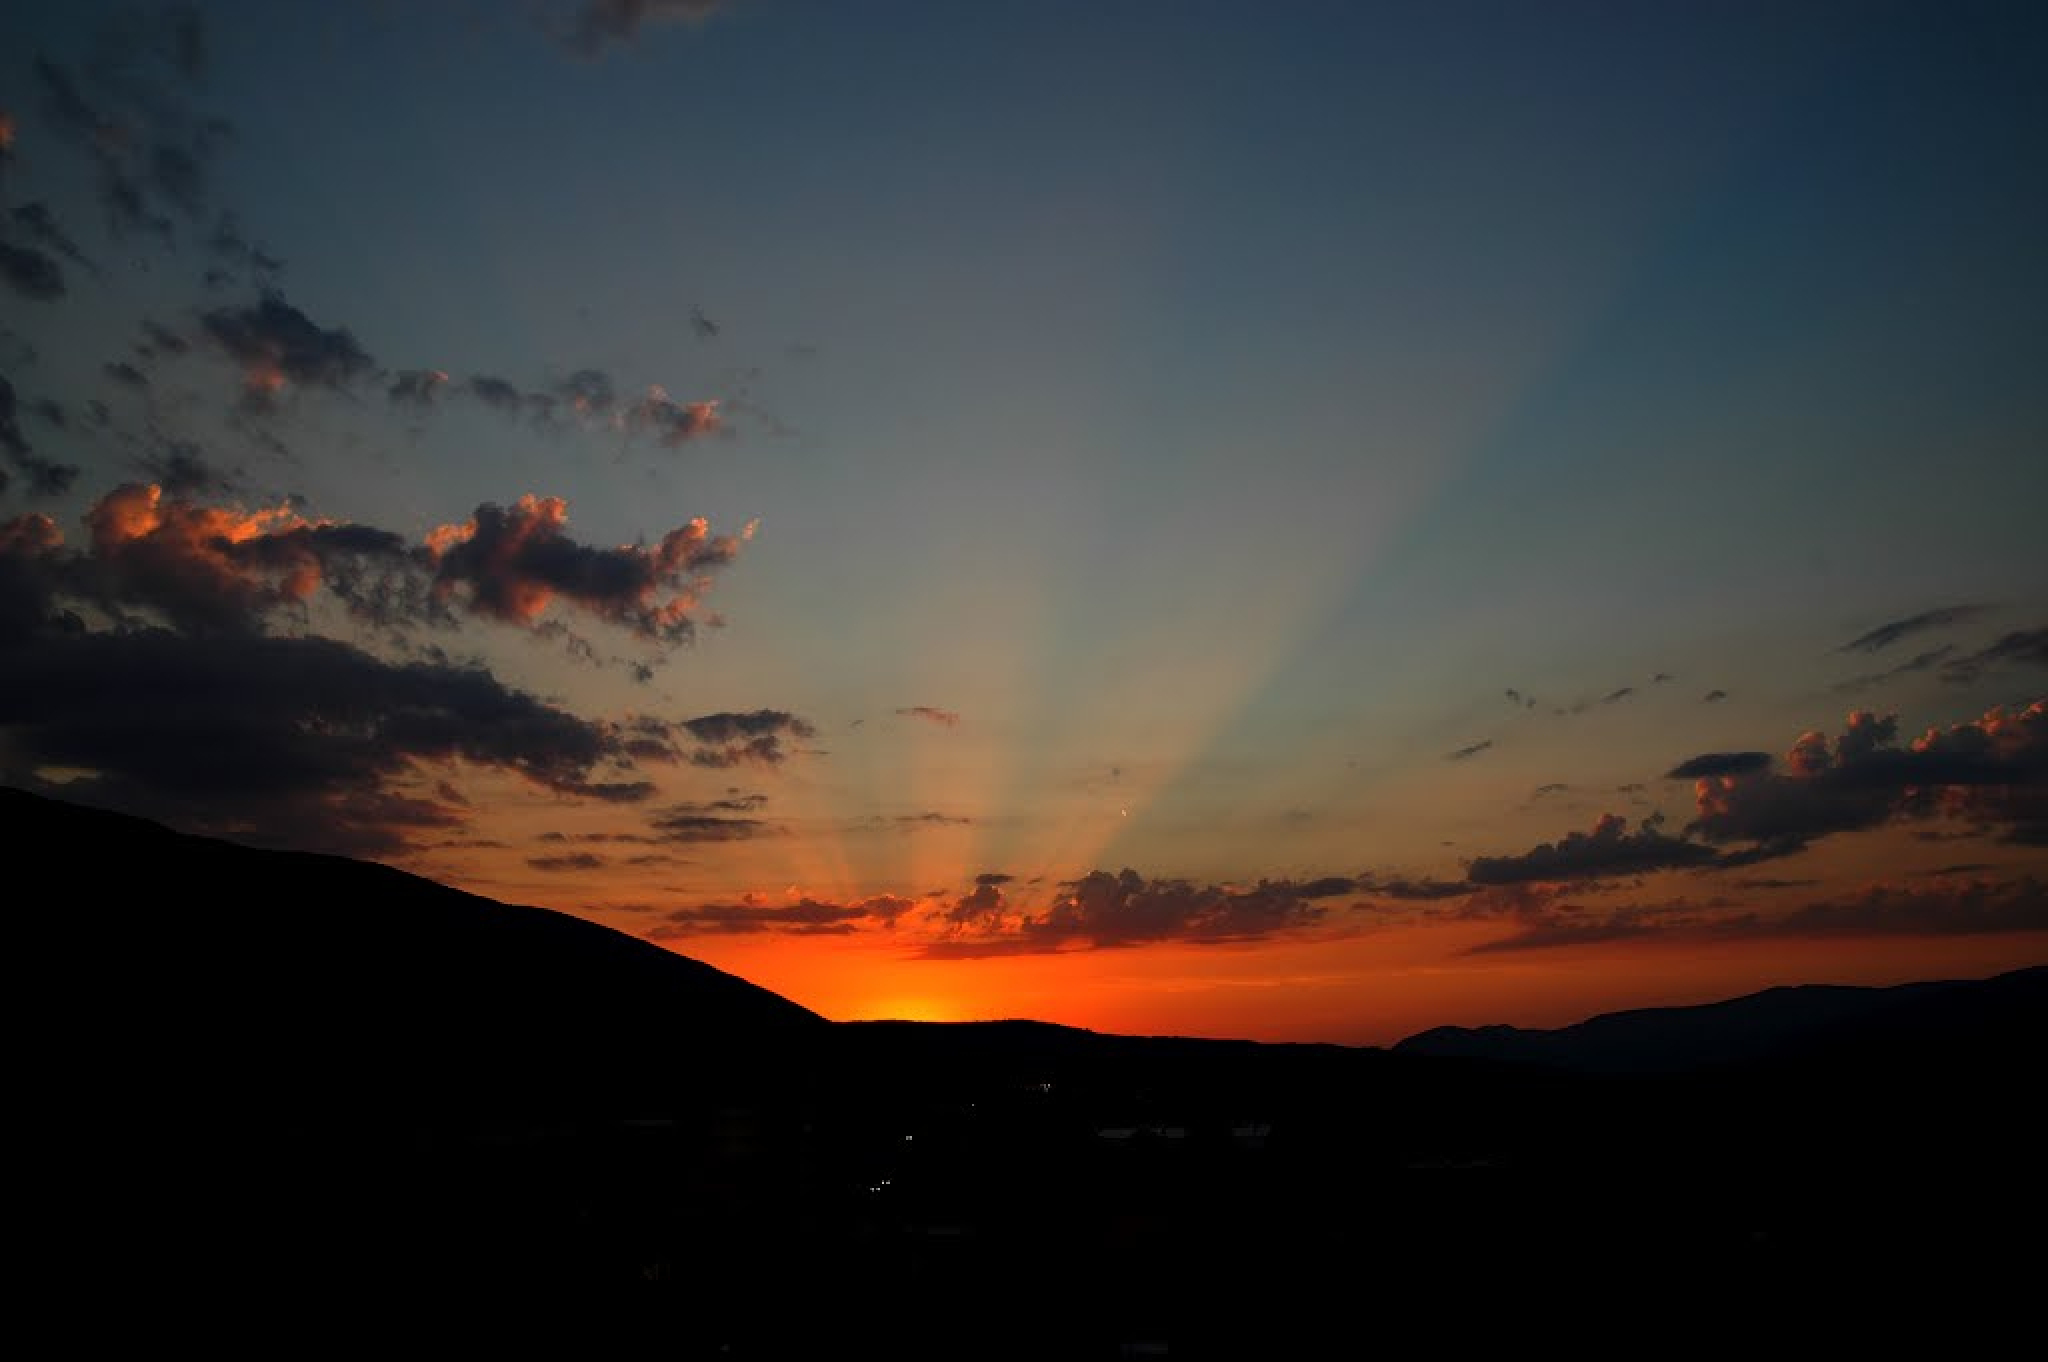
13;784;2043;1352
12;785;823;1117
1394;966;2048;1075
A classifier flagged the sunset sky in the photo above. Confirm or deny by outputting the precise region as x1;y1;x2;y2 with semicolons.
3;0;2043;1044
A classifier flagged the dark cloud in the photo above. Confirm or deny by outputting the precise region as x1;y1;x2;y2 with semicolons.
892;811;972;828
0;376;80;498
554;368;615;417
527;851;605;872
975;872;1015;886
207;214;284;277
1469;874;2048;953
387;369;449;409
134;434;242;497
1684;702;2048;856
0;624;669;856
1941;629;2048;685
1446;739;1492;761
1652;672;1673;684
0;240;65;301
1010;870;1334;951
201;292;373;405
1832;645;1955;695
1665;751;1772;780
896;705;961;728
1532;782;1569;798
553;0;726;58
1504;688;1537;709
623;386;721;446
1294;876;1360;899
648;804;774;841
466;375;526;412
677;708;816;767
1702;689;1727;703
1354;872;1473;901
12;201;93;272
947;881;1008;929
135;319;190;358
1840;604;1987;654
1600;687;1634;705
690;305;720;338
667;791;768;815
1467;812;1720;885
103;360;149;389
426;494;751;644
651;891;916;939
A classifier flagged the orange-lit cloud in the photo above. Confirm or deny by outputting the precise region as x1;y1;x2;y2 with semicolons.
426;493;750;643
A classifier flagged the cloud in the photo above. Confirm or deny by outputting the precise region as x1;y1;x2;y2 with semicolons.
465;375;526;412
947;881;1008;929
2;375;80;498
896;705;961;728
134;435;243;497
677;709;816;767
1013;870;1334;950
650;890;917;940
103;360;149;389
1702;689;1727;703
623;385;721;446
0;478;775;851
975;871;1015;887
527;851;605;872
1600;686;1634;705
200;292;372;406
690;305;720;338
891;811;972;828
552;0;726;58
1466;812;1720;884
1685;701;2048;856
648;807;774;841
1941;629;2048;685
425;494;752;644
1504;688;1537;709
1465;874;2048;953
0;241;65;301
1831;645;1956;694
1354;872;1473;901
1664;751;1772;780
1446;740;1492;761
387;368;450;409
0;625;668;855
1840;604;1987;654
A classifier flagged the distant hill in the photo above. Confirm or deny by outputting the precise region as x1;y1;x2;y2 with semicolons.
9;785;825;1117
1394;965;2048;1075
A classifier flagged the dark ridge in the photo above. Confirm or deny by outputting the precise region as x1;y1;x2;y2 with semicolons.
13;784;2043;1351
1394;967;2048;1075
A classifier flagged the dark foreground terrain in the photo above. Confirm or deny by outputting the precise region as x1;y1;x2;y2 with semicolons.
13;787;2044;1354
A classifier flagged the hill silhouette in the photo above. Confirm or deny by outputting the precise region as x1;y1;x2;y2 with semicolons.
1396;966;2048;1075
14;786;2044;1353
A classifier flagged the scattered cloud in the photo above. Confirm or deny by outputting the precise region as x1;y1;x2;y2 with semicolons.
552;0;727;59
1840;604;1987;654
651;889;917;939
201;291;373;407
1664;751;1772;780
1941;628;2048;685
677;709;816;767
896;705;961;728
1831;645;1956;695
527;851;605;872
426;494;752;644
1446;739;1492;761
1467;812;1720;884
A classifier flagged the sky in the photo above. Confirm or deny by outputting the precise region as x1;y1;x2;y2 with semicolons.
2;0;2044;1045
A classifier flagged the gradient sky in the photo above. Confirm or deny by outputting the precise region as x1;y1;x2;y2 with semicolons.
3;0;2044;1044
